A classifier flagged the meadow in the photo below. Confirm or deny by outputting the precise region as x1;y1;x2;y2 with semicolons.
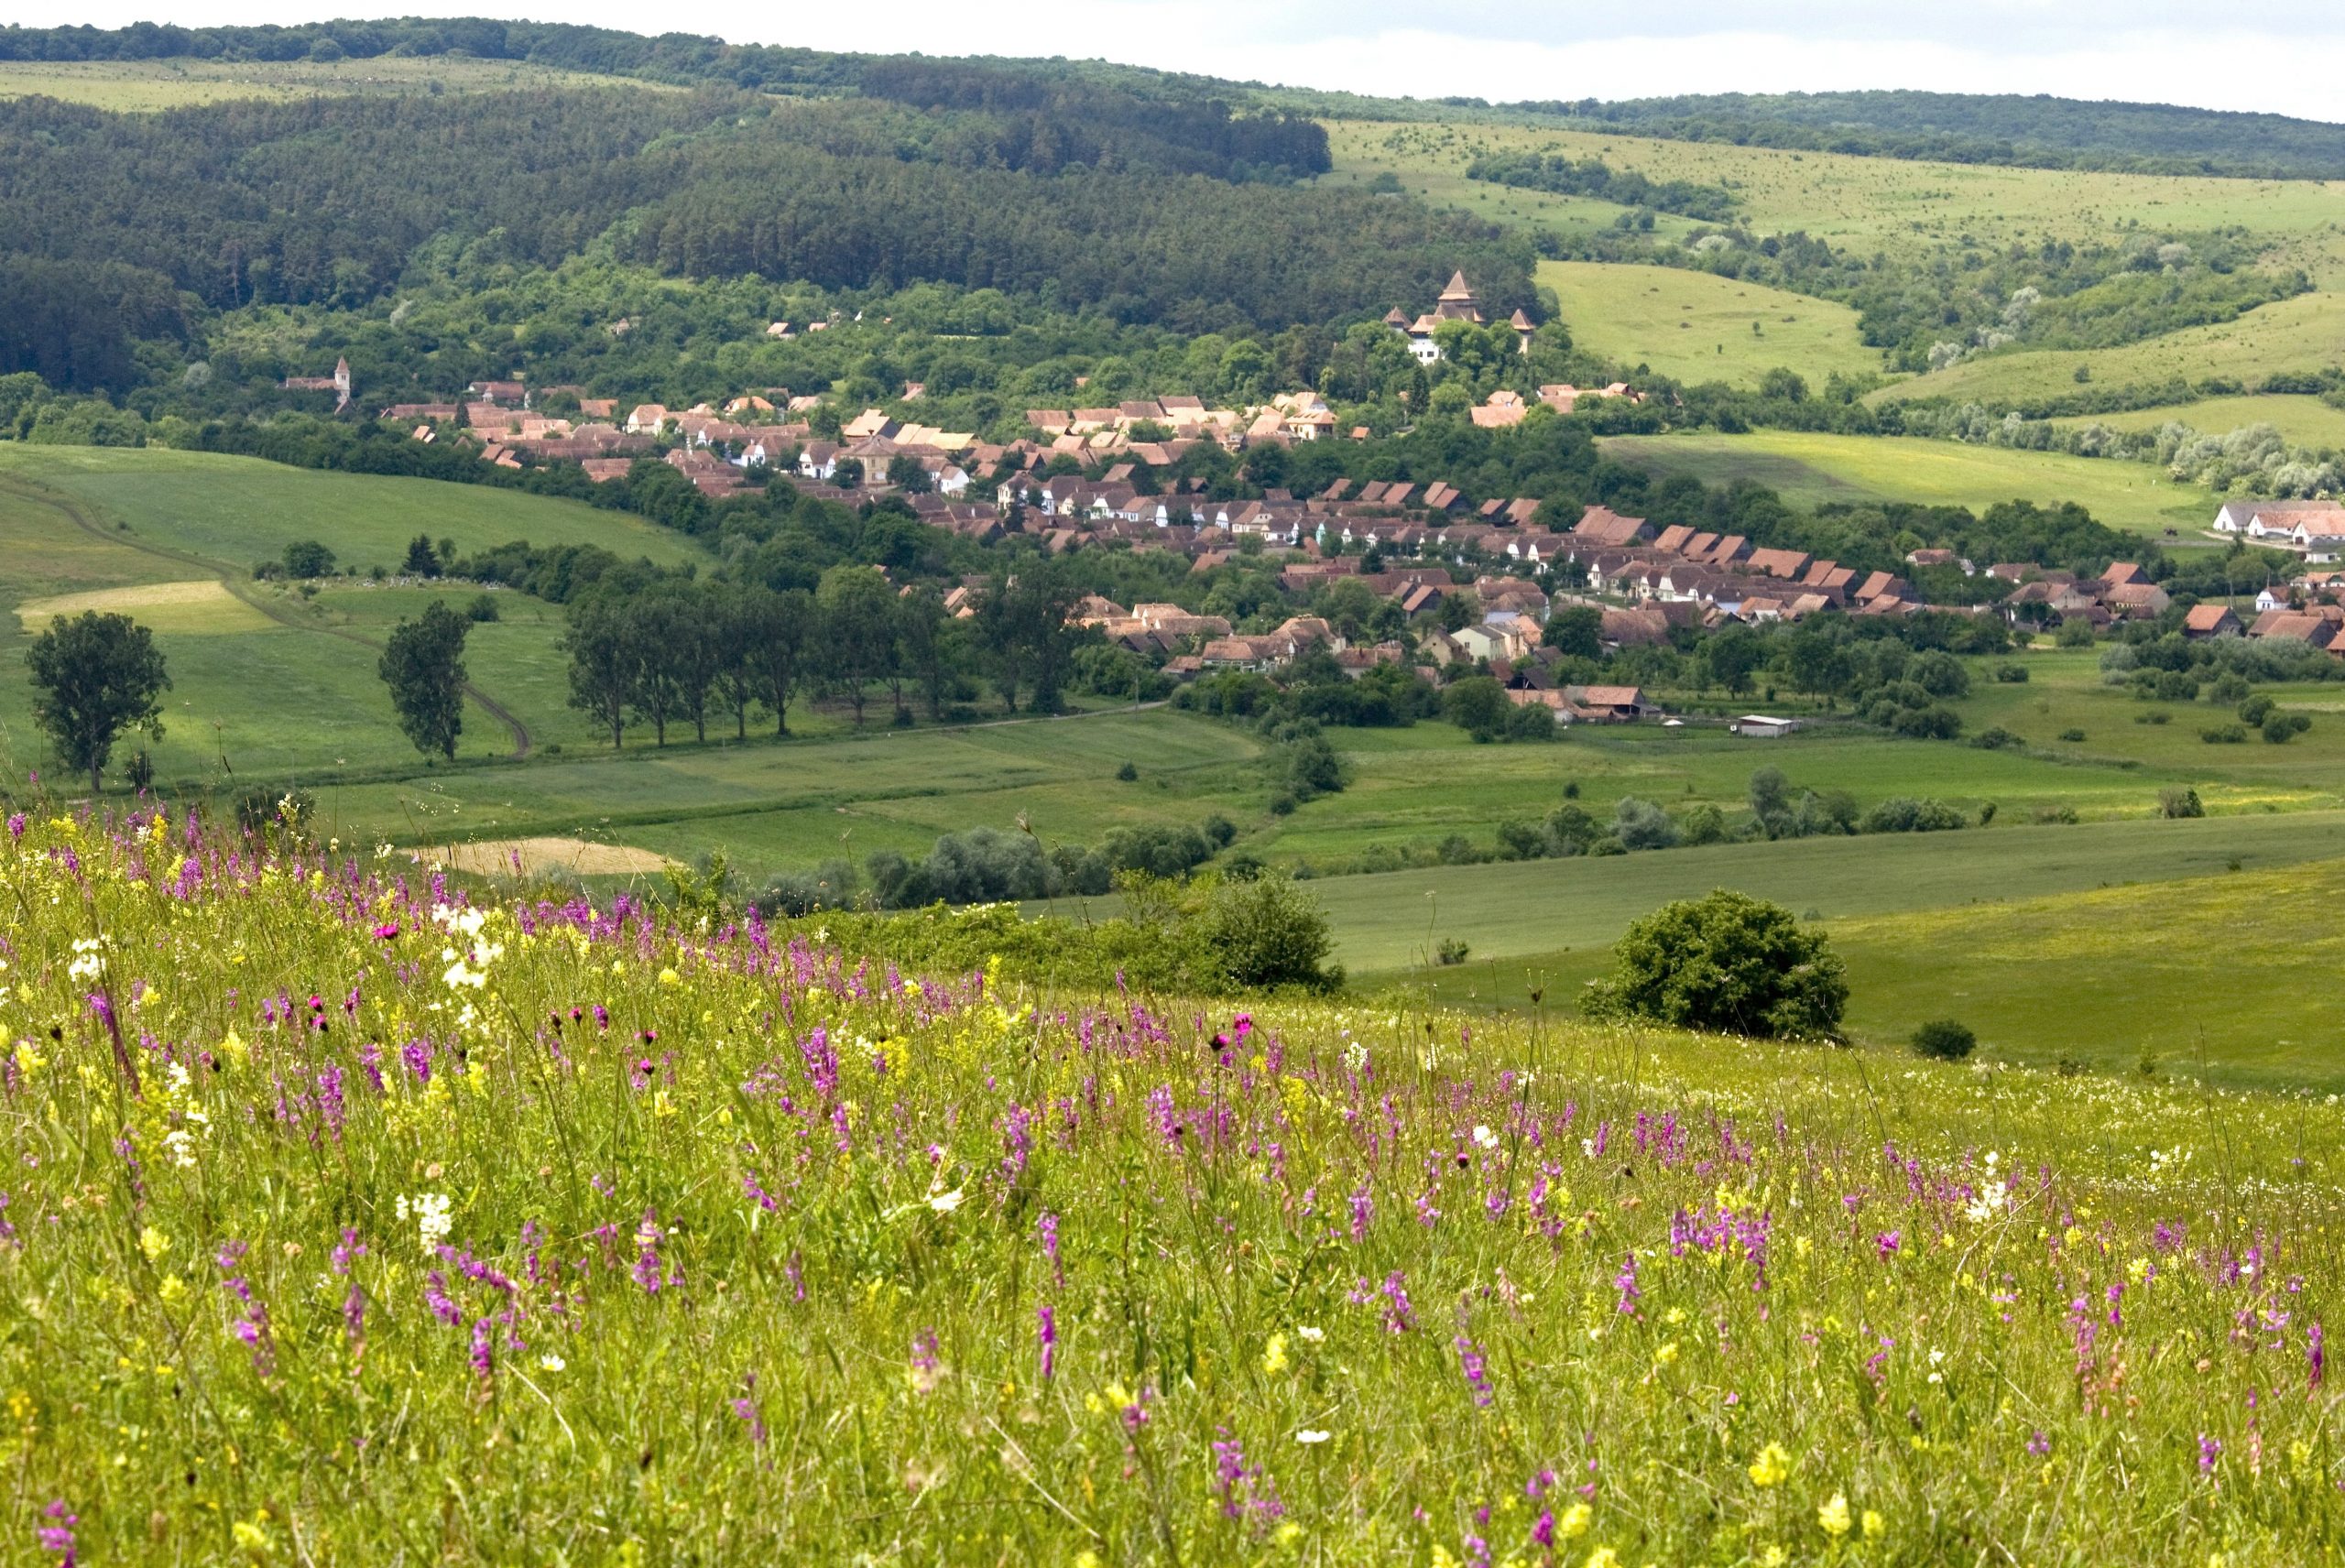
0;54;634;110
1599;430;2219;536
0;451;706;778
2048;392;2345;451
1873;289;2345;410
1324;117;2345;280
1533;261;1885;389
10;808;2343;1563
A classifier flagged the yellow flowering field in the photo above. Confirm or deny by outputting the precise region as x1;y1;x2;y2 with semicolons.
6;809;2342;1565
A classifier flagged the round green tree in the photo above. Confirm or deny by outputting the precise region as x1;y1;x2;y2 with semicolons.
1586;888;1848;1040
24;610;170;795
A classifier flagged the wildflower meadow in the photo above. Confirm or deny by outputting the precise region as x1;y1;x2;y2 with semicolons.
7;807;2344;1564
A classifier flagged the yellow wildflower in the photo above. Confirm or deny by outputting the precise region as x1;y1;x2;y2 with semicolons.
1862;1509;1885;1539
1816;1492;1851;1537
1749;1442;1793;1486
138;1225;169;1264
1261;1334;1289;1375
1585;1551;1619;1568
1558;1500;1591;1539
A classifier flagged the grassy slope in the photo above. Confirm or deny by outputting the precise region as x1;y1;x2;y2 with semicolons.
0;450;708;779
1327;116;2345;278
0;54;636;109
2049;392;2345;449
1598;430;2217;536
1534;260;1883;388
315;708;1268;875
1875;289;2345;408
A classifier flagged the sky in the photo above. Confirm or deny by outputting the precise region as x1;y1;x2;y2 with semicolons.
44;0;2345;123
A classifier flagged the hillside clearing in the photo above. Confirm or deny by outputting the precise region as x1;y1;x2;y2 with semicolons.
1536;260;1887;388
435;835;672;877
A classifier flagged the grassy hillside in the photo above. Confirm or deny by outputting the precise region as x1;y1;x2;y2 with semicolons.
0;451;708;780
0;54;632;110
1535;260;1886;388
2049;392;2345;450
16;812;2342;1562
1874;289;2345;408
1600;430;2216;536
1326;117;2345;279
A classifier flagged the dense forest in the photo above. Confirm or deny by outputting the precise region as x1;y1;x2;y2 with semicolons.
0;77;1531;389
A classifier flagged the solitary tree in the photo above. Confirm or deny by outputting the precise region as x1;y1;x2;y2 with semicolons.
403;534;442;577
25;610;170;794
1586;889;1848;1040
377;600;470;760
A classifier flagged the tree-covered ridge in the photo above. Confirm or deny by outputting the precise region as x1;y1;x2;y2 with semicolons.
0;82;1522;382
1507;89;2345;180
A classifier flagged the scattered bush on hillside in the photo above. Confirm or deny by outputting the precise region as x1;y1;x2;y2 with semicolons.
2203;723;2247;745
1586;888;1849;1040
1911;1018;1978;1060
1857;797;1969;833
2157;786;2205;819
2263;712;2313;744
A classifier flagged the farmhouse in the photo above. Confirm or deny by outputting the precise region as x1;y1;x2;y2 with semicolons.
2215;498;2345;539
1730;714;1804;737
2184;604;2243;638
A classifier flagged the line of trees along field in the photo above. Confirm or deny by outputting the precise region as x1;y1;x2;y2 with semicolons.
557;564;1087;748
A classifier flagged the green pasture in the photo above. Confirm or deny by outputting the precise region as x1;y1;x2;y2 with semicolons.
1374;852;2345;1093
1875;289;2345;408
0;447;702;574
312;709;1269;874
1326;117;2345;281
0;54;635;111
1535;261;1886;389
1600;430;2217;536
2050;392;2345;450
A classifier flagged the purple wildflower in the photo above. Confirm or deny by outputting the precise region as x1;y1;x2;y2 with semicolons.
2199;1432;2222;1475
38;1500;75;1566
1037;1305;1057;1382
1455;1334;1493;1409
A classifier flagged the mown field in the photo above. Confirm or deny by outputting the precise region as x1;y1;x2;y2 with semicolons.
0;54;635;110
14;812;2345;1563
1535;260;1885;389
1600;430;2217;536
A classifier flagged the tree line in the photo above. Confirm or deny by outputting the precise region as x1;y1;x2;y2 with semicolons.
558;563;1092;749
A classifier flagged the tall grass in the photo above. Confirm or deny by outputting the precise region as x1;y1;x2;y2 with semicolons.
5;808;2341;1563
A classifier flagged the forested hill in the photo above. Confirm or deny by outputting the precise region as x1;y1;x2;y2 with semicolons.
1503;90;2345;180
0;73;1535;387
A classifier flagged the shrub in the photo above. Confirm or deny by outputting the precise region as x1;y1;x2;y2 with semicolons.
2055;619;2097;648
1859;797;1968;833
1612;796;1681;851
1435;937;1470;966
465;593;501;623
2058;728;2087;742
1970;726;2021;750
2238;693;2275;727
1911;1019;1978;1060
2153;670;2199;703
1585;889;1849;1040
2209;673;2252;704
1115;760;1139;781
282;539;336;579
1993;664;2030;683
2263;713;2313;744
2203;724;2247;745
1193;874;1340;993
2158;786;2205;819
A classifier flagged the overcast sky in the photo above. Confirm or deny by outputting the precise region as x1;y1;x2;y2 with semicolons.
55;1;2345;123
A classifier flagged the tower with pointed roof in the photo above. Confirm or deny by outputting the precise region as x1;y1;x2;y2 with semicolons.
1433;271;1484;324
